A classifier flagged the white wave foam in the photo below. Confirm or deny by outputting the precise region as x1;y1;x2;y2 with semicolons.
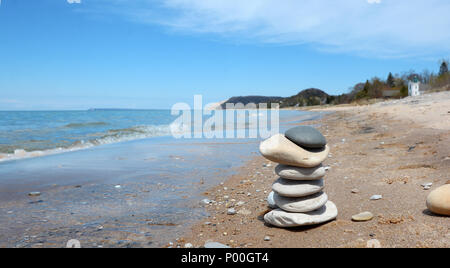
0;124;177;163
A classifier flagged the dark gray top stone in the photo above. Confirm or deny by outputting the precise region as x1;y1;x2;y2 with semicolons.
285;126;326;149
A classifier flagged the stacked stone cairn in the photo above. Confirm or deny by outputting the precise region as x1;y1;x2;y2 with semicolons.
260;126;338;228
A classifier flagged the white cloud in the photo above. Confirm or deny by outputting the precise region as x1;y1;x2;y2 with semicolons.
88;0;450;58
67;0;81;4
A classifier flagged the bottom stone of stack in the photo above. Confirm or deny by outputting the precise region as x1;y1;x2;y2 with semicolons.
264;201;338;228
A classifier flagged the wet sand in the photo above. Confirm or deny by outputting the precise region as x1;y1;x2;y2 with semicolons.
180;92;450;248
0;136;259;248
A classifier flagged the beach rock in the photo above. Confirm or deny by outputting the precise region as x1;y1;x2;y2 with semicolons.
370;195;382;200
201;199;212;205
426;185;450;216
227;208;237;215
264;201;338;228
285;126;327;149
204;242;230;248
273;191;328;213
351;211;374;222
28;192;41;197
267;192;277;208
259;134;330;168
184;243;193;248
272;178;324;197
421;182;433;190
264;236;271;241
275;164;327;181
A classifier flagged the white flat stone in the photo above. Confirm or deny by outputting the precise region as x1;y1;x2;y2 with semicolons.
370;195;382;200
259;134;330;168
275;164;327;181
273;191;328;213
272;178;324;197
264;201;338;228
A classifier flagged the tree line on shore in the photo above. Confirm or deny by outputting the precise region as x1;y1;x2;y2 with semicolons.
329;60;449;105
221;60;450;108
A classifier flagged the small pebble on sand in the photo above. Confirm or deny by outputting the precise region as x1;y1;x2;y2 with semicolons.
352;212;374;222
227;208;236;215
370;195;382;200
421;183;433;190
202;199;212;205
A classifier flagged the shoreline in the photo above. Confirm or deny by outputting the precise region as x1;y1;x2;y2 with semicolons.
0;110;316;248
178;91;450;248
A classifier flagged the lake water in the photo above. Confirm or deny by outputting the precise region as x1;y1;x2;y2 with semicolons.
0;109;313;162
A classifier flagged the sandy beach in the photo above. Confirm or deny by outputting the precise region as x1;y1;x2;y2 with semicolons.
180;91;450;248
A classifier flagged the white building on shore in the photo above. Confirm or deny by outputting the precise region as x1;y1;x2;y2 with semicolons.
408;77;420;97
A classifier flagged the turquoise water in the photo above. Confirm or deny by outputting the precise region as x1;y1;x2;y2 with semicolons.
0;110;176;155
0;109;306;161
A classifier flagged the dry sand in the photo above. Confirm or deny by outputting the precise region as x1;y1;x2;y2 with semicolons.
179;91;450;248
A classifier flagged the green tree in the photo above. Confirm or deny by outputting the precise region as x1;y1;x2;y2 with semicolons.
387;72;395;87
368;78;384;98
355;80;370;99
439;60;449;76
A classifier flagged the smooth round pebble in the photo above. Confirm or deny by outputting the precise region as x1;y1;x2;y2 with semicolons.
370;195;382;200
275;164;327;181
273;191;328;213
264;201;338;228
285;126;327;149
227;208;236;215
426;184;450;216
351;211;374;222
272;178;324;197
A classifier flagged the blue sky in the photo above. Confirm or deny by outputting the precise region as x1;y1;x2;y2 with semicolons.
0;0;449;110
